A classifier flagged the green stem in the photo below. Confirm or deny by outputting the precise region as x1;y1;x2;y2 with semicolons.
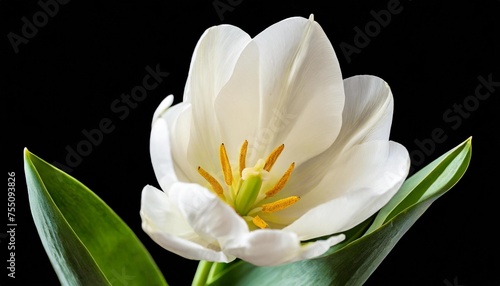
192;261;228;285
208;262;227;281
192;260;213;286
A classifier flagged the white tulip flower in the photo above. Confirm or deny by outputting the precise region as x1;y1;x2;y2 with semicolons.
140;15;410;266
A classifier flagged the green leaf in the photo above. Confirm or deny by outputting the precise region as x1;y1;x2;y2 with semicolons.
367;136;472;233
23;149;168;286
203;138;472;286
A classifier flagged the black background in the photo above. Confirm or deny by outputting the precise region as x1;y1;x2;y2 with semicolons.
2;0;499;285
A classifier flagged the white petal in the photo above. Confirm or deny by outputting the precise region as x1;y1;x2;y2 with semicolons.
284;75;395;199
213;41;261;159
141;185;232;262
170;182;249;247
152;94;174;124
145;230;233;263
280;140;410;240
215;16;345;171
185;25;252;173
141;185;191;236
252;16;344;168
165;103;197;183
224;230;345;266
150;96;193;190
150;96;176;190
183;25;251;103
335;75;394;149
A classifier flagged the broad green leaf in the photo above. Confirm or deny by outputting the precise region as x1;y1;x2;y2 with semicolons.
202;138;472;286
23;149;167;286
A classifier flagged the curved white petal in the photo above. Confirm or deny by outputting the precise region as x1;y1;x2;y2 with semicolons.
213;41;261;159
150;96;193;190
280;140;410;240
254;16;344;170
335;75;394;149
141;183;250;262
184;25;251;103
170;181;249;247
185;25;252;173
141;185;191;237
284;75;395;198
225;230;345;266
165;103;197;183
150;95;176;190
141;185;232;262
152;94;174;124
224;16;344;171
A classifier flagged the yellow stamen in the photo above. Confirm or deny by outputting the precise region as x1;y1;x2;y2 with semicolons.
261;196;300;213
239;140;248;176
263;144;285;171
252;215;268;229
219;143;233;185
265;162;295;198
265;162;295;199
197;166;224;196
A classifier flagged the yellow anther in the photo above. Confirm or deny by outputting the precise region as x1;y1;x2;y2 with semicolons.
263;144;285;171
239;140;248;176
261;196;300;213
197;166;224;196
265;162;295;198
252;215;268;229
219;143;233;185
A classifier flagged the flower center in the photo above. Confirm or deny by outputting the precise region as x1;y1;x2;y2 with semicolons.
197;140;299;230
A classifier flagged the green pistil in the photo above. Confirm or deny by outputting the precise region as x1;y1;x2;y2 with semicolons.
234;174;262;216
